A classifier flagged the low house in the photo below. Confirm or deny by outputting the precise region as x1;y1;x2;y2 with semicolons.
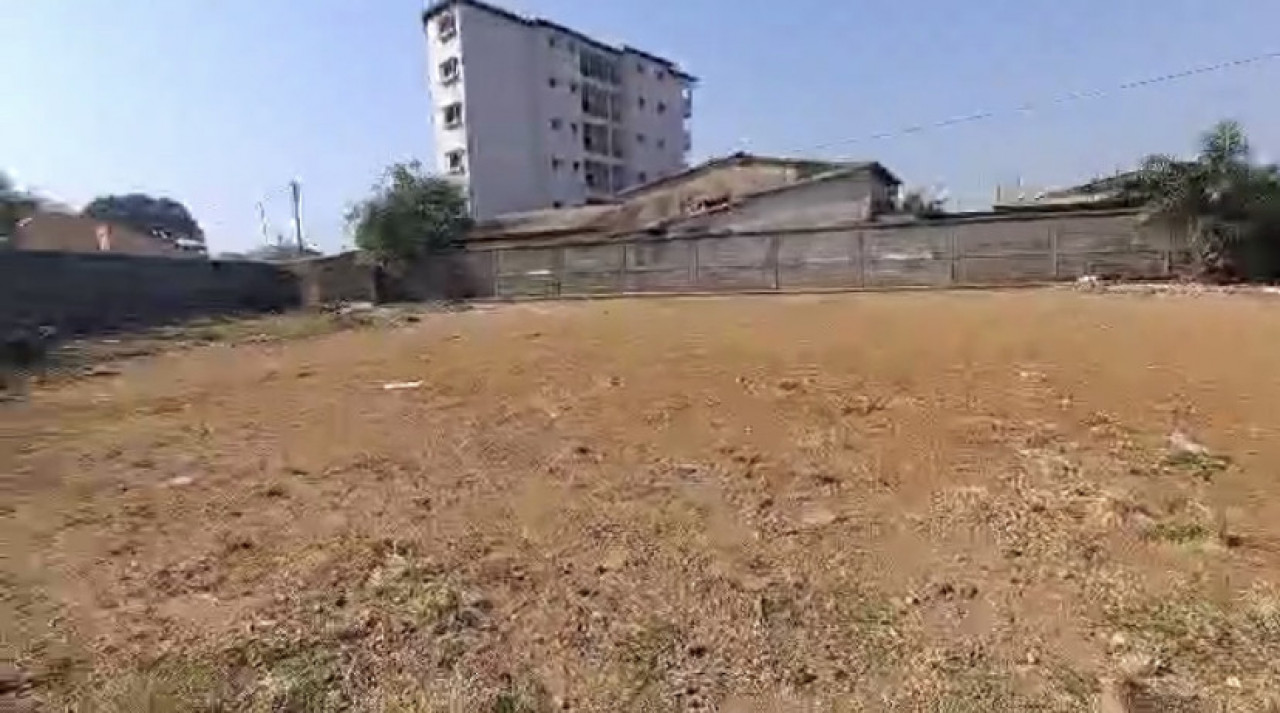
993;172;1142;213
467;152;902;247
11;211;200;258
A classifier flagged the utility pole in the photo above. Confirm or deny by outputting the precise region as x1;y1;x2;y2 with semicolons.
289;179;305;252
256;202;273;246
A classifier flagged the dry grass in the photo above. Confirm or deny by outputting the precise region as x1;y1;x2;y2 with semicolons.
5;289;1280;711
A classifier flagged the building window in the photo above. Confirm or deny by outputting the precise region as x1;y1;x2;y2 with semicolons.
548;77;558;88
656;70;666;81
570;122;578;135
553;201;563;208
569;82;578;94
582;122;610;156
442;102;463;128
445;149;466;174
439;57;460;84
657;101;667;114
572;160;580;172
636;132;646;144
581;84;620;121
583;160;611;190
550;117;563;130
548;36;558;48
578;50;620;85
657;138;666;150
636;62;645;74
551;157;563;171
637;171;648;183
436;12;457;41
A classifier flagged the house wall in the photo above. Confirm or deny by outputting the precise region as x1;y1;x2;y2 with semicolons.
685;172;887;232
13;212;195;258
0;251;298;335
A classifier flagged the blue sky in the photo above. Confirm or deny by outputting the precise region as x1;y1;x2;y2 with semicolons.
3;1;1278;254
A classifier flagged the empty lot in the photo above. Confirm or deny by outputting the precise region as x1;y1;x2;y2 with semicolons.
4;290;1280;711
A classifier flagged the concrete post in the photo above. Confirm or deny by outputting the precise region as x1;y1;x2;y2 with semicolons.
948;230;959;285
856;232;867;287
690;238;701;289
1050;227;1060;279
768;235;781;290
553;247;565;298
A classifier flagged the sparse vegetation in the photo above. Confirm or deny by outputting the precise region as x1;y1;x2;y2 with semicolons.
6;291;1280;710
1162;449;1231;481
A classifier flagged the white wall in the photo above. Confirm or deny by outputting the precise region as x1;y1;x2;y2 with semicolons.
621;50;691;188
425;1;694;217
540;28;589;207
453;4;549;218
425;11;468;180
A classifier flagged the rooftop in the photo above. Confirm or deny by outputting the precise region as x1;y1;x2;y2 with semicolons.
468;153;903;243
618;152;901;199
422;0;696;82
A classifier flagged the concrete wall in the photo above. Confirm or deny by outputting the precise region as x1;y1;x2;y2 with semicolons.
1;251;298;335
471;210;1178;297
289;252;378;307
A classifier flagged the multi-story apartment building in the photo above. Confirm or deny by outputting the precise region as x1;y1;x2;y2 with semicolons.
422;0;695;219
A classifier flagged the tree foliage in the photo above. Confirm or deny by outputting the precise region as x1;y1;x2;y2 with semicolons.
83;193;206;253
1123;120;1280;280
347;161;471;265
900;188;947;218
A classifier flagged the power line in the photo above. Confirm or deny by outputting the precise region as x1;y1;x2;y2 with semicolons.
803;50;1280;153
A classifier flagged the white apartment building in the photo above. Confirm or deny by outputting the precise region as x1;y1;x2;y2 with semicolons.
422;0;695;219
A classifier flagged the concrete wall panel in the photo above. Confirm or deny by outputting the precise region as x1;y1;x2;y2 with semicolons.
956;220;1051;255
696;266;773;290
497;247;557;275
777;231;854;266
624;269;694;292
563;244;625;272
959;256;1055;284
866;227;949;259
627;241;693;270
695;235;771;268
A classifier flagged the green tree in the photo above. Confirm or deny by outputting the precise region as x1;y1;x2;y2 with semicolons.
1124;120;1280;280
347;161;471;266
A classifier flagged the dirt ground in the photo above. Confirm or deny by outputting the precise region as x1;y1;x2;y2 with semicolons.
5;290;1280;712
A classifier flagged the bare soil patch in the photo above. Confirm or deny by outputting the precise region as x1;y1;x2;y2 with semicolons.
4;290;1280;711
